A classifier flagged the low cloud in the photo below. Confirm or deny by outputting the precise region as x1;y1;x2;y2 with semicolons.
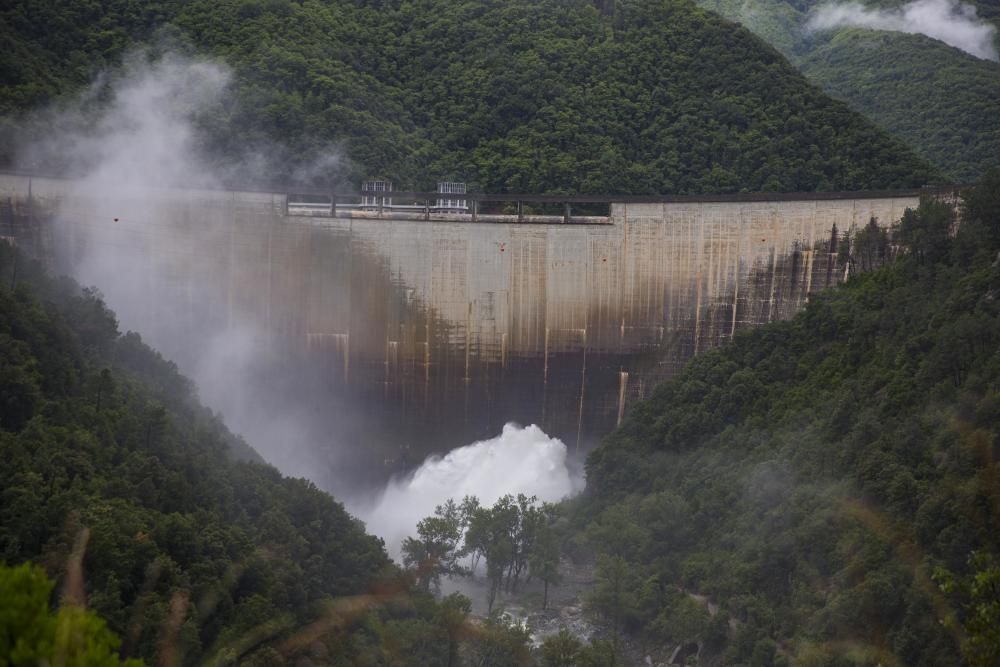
808;0;999;61
16;49;360;492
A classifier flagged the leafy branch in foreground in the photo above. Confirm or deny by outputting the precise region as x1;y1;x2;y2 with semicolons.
0;562;143;667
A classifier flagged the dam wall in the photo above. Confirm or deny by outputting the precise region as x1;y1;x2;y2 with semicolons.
0;173;919;478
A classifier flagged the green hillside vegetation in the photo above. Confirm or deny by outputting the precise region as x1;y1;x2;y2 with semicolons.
0;562;142;667
0;0;937;193
799;29;1000;183
576;171;1000;665
695;0;1000;182
976;0;1000;23
0;243;537;665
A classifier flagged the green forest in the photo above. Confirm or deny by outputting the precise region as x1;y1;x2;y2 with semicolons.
2;0;1000;664
696;0;1000;182
574;171;1000;665
799;29;1000;184
0;0;938;193
0;135;998;667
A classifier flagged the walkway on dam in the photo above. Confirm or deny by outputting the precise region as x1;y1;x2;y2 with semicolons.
284;186;956;225
0;171;960;226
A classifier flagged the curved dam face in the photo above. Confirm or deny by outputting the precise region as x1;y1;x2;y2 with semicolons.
1;174;918;490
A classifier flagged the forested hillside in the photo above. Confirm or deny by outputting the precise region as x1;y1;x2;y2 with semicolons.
577;171;1000;665
0;244;534;665
799;29;1000;183
0;0;937;193
696;0;1000;182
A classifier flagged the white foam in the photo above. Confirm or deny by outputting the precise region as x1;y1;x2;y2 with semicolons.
360;423;584;557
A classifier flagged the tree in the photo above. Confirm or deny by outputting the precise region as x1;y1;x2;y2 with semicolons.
0;335;42;431
955;168;1000;263
965;555;1000;667
459;495;483;573
540;629;581;667
458;494;551;612
144;402;169;449
462;496;519;612
896;197;953;264
852;216;890;273
95;368;114;412
435;592;471;667
0;562;143;667
588;554;637;656
937;552;1000;667
464;611;532;667
402;499;466;592
510;495;544;593
529;520;562;610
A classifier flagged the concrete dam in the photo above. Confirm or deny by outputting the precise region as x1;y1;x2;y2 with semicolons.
0;173;923;486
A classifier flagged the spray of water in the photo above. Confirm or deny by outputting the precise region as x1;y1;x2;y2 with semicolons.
11;48;366;489
359;423;584;557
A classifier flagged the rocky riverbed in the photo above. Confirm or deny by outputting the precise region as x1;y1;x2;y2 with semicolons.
442;557;684;666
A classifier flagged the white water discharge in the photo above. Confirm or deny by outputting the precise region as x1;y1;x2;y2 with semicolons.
361;423;585;557
808;0;999;61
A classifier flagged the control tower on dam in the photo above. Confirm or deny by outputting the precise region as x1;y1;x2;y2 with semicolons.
0;173;927;484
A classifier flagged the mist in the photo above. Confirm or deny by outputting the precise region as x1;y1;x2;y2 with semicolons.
807;0;999;61
14;49;586;537
359;423;584;557
15;51;228;186
11;49;372;492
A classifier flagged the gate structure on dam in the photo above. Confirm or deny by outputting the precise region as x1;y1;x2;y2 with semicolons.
0;172;943;483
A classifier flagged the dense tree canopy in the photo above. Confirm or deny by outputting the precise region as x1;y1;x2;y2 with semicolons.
0;0;938;193
800;29;1000;184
